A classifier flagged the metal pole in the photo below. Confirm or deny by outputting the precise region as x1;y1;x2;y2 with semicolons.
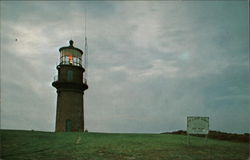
205;134;208;145
187;134;190;145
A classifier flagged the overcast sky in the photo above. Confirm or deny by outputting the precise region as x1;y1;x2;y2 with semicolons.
1;1;249;134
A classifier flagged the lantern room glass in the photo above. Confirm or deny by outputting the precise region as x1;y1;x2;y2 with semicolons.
60;48;82;66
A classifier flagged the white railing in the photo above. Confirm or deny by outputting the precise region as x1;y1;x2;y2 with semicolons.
60;56;82;67
60;61;82;67
56;60;85;68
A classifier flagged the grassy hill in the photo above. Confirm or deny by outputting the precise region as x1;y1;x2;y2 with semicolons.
163;130;249;143
0;130;249;160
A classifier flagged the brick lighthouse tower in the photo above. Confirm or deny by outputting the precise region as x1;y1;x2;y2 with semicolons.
52;40;88;132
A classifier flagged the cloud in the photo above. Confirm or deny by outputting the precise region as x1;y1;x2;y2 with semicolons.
1;1;249;133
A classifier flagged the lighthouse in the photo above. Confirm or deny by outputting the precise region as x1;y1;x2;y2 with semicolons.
52;40;88;132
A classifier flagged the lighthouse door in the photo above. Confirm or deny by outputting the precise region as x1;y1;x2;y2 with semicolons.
66;119;72;131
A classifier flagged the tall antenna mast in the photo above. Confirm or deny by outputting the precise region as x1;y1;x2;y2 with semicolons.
84;8;88;83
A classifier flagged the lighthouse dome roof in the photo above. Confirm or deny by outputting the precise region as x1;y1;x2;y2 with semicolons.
59;40;83;55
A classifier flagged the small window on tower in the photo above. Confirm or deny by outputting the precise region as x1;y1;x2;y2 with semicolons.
67;70;73;81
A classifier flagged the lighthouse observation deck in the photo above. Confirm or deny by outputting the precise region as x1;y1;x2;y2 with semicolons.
52;40;88;90
53;40;88;84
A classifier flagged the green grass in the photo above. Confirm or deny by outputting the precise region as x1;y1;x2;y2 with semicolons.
0;130;249;160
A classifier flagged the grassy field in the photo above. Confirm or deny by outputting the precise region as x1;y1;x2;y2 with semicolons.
0;130;249;160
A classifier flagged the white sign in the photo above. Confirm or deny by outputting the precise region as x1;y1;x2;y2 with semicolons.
187;116;209;135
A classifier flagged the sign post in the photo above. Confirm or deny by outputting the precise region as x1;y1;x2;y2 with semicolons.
187;116;209;145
